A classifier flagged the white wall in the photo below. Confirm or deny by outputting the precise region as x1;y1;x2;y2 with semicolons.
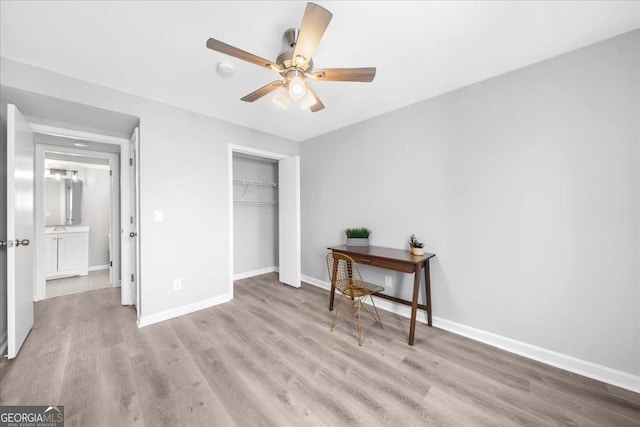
0;57;298;321
233;156;278;274
301;30;640;377
82;168;111;268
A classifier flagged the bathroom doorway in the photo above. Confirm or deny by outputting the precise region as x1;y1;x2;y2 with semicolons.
42;150;117;298
32;126;138;311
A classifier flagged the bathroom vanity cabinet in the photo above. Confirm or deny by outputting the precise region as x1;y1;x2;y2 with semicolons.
45;226;89;279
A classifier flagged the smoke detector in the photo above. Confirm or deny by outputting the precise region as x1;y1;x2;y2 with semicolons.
217;61;235;76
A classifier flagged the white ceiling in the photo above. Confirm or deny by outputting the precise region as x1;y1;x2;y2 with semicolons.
1;1;639;142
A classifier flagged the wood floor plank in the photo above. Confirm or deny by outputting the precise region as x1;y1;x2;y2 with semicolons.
59;337;100;427
99;343;145;427
1;275;638;427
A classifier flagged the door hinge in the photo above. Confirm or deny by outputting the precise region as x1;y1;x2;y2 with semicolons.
110;170;113;176
110;261;113;267
130;158;133;166
131;274;134;282
130;216;134;224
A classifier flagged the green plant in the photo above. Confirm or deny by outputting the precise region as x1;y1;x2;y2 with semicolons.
345;227;371;238
409;234;424;248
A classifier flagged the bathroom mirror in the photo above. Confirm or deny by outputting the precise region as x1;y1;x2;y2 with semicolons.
65;180;83;225
45;177;83;226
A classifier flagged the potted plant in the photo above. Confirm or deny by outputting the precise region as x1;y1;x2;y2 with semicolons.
409;234;425;256
345;227;371;246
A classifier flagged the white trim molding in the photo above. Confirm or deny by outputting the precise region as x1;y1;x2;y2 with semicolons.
30;123;129;145
301;275;640;393
233;266;278;281
89;265;110;272
137;293;232;328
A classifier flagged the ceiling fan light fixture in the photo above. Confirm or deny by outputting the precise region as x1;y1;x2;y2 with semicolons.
206;2;375;112
300;88;317;109
272;86;290;108
288;76;306;100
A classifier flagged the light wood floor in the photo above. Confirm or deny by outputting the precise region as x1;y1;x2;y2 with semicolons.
1;273;639;426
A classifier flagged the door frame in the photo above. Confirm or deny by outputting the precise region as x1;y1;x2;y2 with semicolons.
228;144;288;297
31;124;137;314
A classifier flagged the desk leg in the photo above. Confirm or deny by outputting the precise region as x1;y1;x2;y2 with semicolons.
408;264;422;346
329;254;338;311
425;260;432;327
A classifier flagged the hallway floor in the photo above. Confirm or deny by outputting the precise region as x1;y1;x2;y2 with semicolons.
46;269;111;298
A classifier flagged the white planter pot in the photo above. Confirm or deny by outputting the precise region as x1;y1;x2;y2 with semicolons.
411;247;424;256
346;238;369;246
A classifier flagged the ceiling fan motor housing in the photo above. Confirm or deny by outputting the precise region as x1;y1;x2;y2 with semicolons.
277;28;313;72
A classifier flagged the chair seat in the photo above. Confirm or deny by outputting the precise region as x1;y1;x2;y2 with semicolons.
335;278;384;298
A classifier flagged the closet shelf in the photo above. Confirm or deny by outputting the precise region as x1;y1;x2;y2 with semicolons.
233;200;278;205
233;179;277;187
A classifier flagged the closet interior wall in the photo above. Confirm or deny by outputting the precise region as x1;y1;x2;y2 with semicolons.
232;154;279;276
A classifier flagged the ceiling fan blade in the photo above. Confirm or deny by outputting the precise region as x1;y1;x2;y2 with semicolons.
206;38;280;70
292;3;333;67
310;67;376;82
306;85;325;112
241;81;283;102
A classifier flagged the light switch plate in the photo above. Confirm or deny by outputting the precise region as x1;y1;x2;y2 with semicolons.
154;210;164;222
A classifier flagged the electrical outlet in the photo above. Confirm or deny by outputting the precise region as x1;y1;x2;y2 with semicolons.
385;276;393;288
173;278;182;290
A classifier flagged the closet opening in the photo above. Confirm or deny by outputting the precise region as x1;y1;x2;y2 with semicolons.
228;144;300;296
232;152;279;279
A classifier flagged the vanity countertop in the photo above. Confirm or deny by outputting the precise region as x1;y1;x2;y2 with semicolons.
46;226;90;234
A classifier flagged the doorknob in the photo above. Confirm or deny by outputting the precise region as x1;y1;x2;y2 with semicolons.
129;232;137;237
15;239;30;247
0;240;5;248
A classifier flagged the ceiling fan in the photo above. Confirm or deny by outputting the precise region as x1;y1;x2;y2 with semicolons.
206;2;376;112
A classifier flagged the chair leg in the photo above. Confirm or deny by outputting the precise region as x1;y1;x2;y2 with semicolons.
360;295;384;329
356;298;363;346
330;293;350;331
369;294;384;329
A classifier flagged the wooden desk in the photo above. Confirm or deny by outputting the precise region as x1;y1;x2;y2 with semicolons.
327;245;436;346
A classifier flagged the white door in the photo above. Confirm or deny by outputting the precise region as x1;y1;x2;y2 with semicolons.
278;156;301;287
129;127;140;308
6;104;34;359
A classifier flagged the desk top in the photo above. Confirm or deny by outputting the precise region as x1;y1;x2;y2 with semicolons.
328;245;435;264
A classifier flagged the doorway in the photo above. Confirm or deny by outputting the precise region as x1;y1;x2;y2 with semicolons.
32;124;139;313
228;144;301;295
41;149;118;298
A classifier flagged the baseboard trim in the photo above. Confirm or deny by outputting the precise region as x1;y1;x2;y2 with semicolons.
137;293;232;328
301;274;640;393
0;330;7;356
89;265;110;272
234;266;278;281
